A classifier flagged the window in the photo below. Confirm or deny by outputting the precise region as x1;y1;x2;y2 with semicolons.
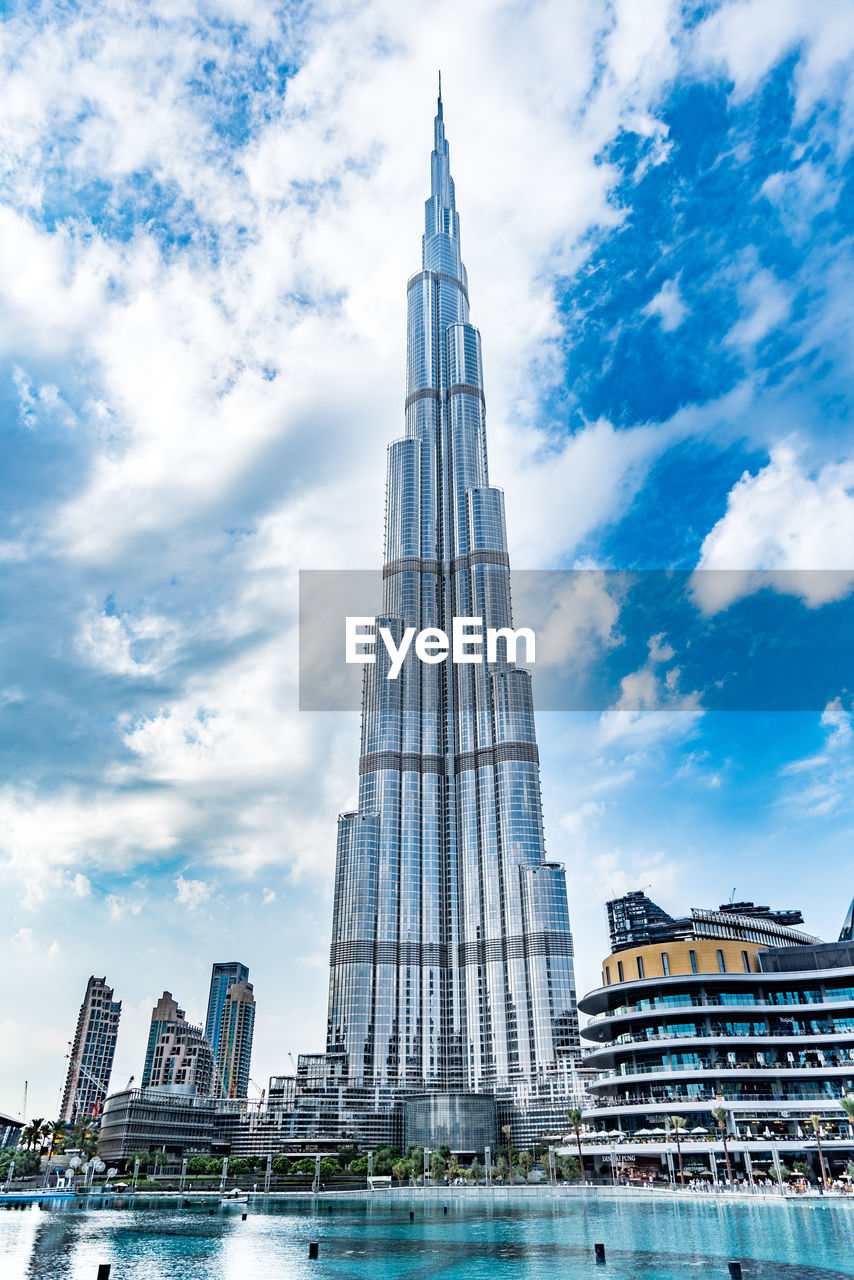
617;960;625;983
661;952;670;976
637;956;645;979
689;950;699;974
604;965;611;986
742;951;751;973
717;949;727;974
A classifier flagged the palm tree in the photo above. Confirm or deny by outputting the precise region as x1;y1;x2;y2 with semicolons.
669;1116;687;1186
840;1093;854;1140
711;1106;733;1188
392;1159;407;1188
809;1114;829;1191
518;1150;534;1183
566;1108;587;1184
20;1118;45;1151
502;1124;513;1186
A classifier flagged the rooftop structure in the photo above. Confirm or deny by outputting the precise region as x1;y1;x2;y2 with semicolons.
606;890;815;955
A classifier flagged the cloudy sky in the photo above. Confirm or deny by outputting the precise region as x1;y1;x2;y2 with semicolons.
2;0;854;1122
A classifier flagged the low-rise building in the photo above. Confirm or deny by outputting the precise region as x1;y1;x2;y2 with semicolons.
577;903;854;1185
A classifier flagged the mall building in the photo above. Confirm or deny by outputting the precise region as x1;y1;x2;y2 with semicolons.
576;894;854;1185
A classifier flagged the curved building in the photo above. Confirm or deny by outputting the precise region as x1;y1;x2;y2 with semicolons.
578;934;854;1182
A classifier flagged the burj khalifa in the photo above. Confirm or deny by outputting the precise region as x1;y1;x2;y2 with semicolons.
319;85;580;1147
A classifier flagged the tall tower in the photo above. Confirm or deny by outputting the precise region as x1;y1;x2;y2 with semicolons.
325;86;579;1139
60;975;121;1122
142;991;214;1095
205;961;250;1064
214;979;256;1098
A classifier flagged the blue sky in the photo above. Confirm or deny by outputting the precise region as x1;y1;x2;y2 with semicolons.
1;0;854;1120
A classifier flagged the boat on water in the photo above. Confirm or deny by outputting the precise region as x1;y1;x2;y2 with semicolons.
219;1188;249;1207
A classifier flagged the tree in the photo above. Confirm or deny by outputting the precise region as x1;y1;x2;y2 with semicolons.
187;1156;209;1175
43;1121;67;1165
349;1155;369;1175
669;1116;687;1186
20;1118;45;1151
320;1158;341;1178
430;1151;447;1182
469;1158;482;1183
518;1150;534;1183
711;1106;733;1188
840;1093;854;1139
809;1114;829;1191
560;1156;581;1182
496;1154;508;1183
0;1149;39;1180
373;1145;400;1175
502;1124;513;1186
392;1159;408;1187
338;1145;359;1170
272;1157;292;1175
566;1108;586;1183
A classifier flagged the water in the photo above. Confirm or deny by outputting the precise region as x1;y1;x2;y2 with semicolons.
2;1189;854;1280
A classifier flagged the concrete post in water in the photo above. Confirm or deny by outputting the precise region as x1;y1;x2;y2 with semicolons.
728;1263;743;1279
594;1243;606;1263
96;1266;111;1280
309;1241;319;1260
409;1210;414;1220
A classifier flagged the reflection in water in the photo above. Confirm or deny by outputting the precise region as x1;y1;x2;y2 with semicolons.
1;1192;853;1280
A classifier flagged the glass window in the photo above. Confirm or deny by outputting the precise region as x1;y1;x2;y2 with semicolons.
717;949;726;974
661;952;670;976
617;960;624;983
637;956;645;979
742;951;751;973
689;950;699;974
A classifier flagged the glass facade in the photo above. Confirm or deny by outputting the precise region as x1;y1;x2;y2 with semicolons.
60;975;122;1123
324;88;579;1139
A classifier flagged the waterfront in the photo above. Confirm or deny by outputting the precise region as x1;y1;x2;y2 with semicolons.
2;1191;854;1280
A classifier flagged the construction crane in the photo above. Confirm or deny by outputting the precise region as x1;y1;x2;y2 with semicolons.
66;1047;111;1117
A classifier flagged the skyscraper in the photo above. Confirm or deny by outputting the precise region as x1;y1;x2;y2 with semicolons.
214;979;256;1098
142;991;214;1095
60;975;122;1122
324;85;579;1144
205;961;249;1064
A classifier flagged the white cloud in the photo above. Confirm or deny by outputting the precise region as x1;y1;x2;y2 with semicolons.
779;697;854;817
643;277;687;332
175;875;214;910
694;445;854;611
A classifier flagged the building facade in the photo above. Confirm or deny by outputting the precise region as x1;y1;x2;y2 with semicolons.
319;84;578;1150
60;975;122;1122
577;921;854;1184
205;961;250;1066
141;991;214;1095
214;979;255;1099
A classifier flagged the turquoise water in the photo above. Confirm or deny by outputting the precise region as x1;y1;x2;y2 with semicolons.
2;1190;854;1279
